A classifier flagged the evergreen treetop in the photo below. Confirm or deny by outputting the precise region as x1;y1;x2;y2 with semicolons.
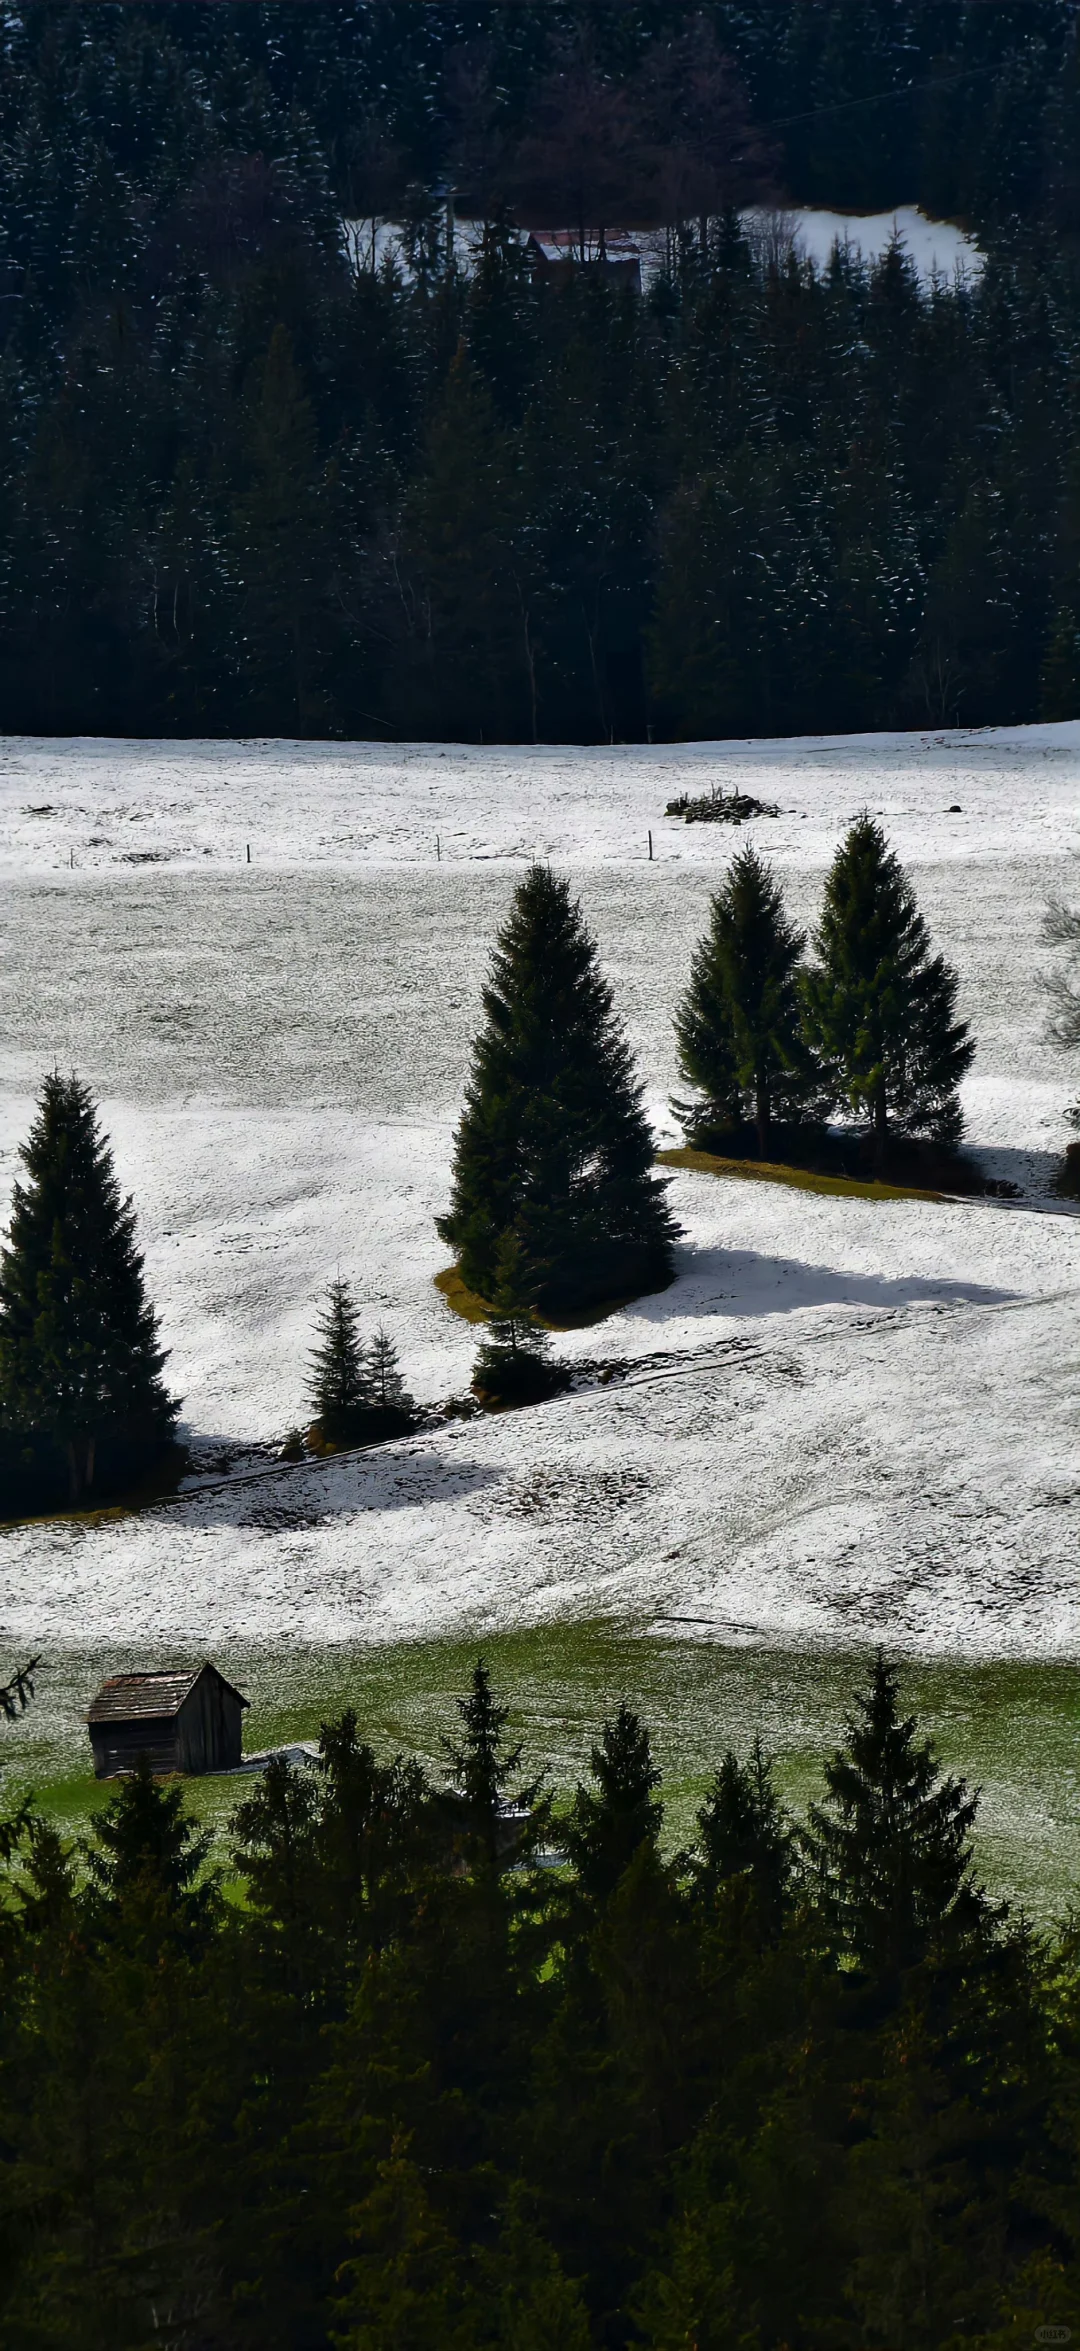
563;1701;663;1905
307;1276;370;1438
472;1229;562;1406
690;1734;796;1931
438;864;678;1314
801;814;975;1156
367;1325;413;1415
0;1071;177;1500
808;1650;987;1980
675;845;826;1154
440;1658;546;1870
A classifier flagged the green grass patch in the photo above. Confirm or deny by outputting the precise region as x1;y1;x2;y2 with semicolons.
434;1264;650;1332
7;1625;1080;1918
658;1144;945;1205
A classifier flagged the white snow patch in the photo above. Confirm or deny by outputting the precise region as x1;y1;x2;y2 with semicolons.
343;207;981;290
1;722;1079;1658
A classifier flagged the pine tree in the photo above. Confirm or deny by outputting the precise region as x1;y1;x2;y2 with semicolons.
807;1651;987;1981
690;1735;795;1931
439;1658;545;1873
307;1277;370;1444
801;815;975;1161
563;1702;663;1906
367;1326;414;1417
86;1755;217;1951
438;865;678;1315
675;846;827;1155
0;1071;177;1501
472;1230;560;1406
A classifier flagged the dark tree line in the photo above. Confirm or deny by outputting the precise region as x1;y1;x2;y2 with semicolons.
0;1651;1077;2346
4;3;1080;740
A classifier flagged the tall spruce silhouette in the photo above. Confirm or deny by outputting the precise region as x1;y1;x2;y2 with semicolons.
675;846;826;1154
802;816;974;1159
438;865;677;1313
563;1702;664;1906
808;1651;986;1980
307;1278;370;1441
0;1073;177;1501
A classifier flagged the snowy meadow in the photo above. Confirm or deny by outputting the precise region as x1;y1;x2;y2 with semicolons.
3;724;1080;1891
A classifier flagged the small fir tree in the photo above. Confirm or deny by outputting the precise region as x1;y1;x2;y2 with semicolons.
307;1278;370;1443
807;1651;986;1980
801;815;974;1160
472;1230;558;1405
367;1326;414;1417
0;1072;177;1500
438;865;678;1315
675;847;827;1154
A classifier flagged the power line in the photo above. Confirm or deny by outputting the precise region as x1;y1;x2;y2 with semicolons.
764;57;1010;135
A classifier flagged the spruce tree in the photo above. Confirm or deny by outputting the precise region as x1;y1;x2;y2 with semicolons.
675;846;826;1155
808;1651;986;1981
367;1326;414;1417
690;1735;795;1930
563;1702;663;1906
438;866;678;1315
86;1756;216;1950
472;1230;561;1406
439;1658;545;1871
307;1278;370;1443
801;815;974;1160
0;1072;177;1501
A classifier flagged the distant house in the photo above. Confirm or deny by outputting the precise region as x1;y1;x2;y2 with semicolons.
87;1662;248;1778
523;229;642;294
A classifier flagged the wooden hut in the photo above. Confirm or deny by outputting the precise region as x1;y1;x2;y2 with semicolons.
522;229;642;293
87;1663;248;1778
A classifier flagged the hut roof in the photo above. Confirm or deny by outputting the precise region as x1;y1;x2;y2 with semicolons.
87;1664;248;1725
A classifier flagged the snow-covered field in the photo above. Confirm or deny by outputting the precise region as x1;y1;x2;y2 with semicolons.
2;724;1080;1661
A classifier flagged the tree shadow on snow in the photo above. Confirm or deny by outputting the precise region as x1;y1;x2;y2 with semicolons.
165;1439;503;1531
968;1141;1070;1201
631;1244;1019;1324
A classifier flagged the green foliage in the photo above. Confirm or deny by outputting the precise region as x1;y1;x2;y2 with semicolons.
0;1071;177;1501
439;865;677;1314
563;1700;663;1907
367;1325;413;1415
1;1653;1078;2346
472;1230;564;1406
439;1657;546;1871
689;1734;796;1933
675;846;828;1152
808;1649;988;1981
85;1755;218;1950
307;1276;371;1440
1;7;1079;740
802;815;975;1156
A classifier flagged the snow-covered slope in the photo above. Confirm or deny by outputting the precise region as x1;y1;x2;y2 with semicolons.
1;724;1079;1658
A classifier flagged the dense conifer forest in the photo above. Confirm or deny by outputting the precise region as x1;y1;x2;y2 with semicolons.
5;0;1080;741
6;1652;1080;2348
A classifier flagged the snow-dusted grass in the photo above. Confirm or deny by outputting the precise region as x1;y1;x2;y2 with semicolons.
3;723;1080;1888
6;1629;1080;1919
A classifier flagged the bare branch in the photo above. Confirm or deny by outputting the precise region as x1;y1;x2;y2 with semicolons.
0;1656;41;1725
